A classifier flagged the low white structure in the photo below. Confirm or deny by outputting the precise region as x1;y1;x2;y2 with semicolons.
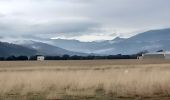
139;51;170;59
37;56;45;61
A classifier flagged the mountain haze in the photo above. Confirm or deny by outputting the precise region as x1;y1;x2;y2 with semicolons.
16;40;87;56
51;28;170;55
0;42;37;57
0;28;169;57
51;37;125;53
99;28;170;54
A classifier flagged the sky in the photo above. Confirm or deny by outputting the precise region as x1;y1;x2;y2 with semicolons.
0;0;170;42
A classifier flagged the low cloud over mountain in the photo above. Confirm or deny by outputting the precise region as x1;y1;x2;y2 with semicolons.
0;28;170;56
50;28;170;55
0;0;170;42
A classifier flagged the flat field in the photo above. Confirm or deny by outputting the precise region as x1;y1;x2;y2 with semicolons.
0;60;170;100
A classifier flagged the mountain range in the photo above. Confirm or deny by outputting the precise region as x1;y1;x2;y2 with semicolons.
0;28;170;57
50;37;125;54
50;28;170;54
15;40;87;56
101;28;170;54
0;42;36;57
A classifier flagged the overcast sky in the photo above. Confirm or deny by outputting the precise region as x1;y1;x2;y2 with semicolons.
0;0;170;42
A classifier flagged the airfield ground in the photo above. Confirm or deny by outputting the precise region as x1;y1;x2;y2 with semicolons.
0;60;170;100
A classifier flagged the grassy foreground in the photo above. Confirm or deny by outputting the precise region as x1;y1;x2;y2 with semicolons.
0;60;170;100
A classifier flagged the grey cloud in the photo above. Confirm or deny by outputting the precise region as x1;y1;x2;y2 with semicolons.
30;21;99;35
0;0;170;41
0;13;5;17
0;19;100;40
82;0;170;26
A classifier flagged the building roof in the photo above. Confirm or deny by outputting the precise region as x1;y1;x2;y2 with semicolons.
145;51;170;55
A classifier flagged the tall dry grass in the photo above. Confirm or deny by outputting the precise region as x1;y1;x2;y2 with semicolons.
0;63;170;99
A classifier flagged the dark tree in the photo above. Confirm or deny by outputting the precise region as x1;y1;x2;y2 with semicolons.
6;56;16;61
0;57;5;61
29;56;37;60
16;56;28;60
157;50;164;52
70;55;83;60
62;55;70;60
45;56;61;60
86;55;95;60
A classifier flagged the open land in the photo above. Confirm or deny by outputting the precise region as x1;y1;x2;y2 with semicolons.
0;60;170;100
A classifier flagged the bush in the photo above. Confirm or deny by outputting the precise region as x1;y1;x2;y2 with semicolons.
6;56;16;61
0;57;5;61
29;56;37;60
16;56;28;60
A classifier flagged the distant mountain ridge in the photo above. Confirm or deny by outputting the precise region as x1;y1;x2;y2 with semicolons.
0;42;37;57
50;37;125;53
16;40;87;56
0;28;170;57
98;28;170;54
51;28;170;54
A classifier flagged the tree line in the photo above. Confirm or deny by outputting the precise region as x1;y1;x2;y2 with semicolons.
0;54;138;61
0;50;163;61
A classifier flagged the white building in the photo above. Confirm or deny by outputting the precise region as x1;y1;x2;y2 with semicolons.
37;56;45;61
139;51;170;59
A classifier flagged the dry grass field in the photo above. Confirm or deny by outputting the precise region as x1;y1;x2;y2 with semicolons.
0;60;170;100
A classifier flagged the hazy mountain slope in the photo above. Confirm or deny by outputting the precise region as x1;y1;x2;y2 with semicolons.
99;28;170;54
51;28;170;55
51;37;125;53
10;28;170;56
127;28;170;42
16;40;87;56
0;42;37;57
